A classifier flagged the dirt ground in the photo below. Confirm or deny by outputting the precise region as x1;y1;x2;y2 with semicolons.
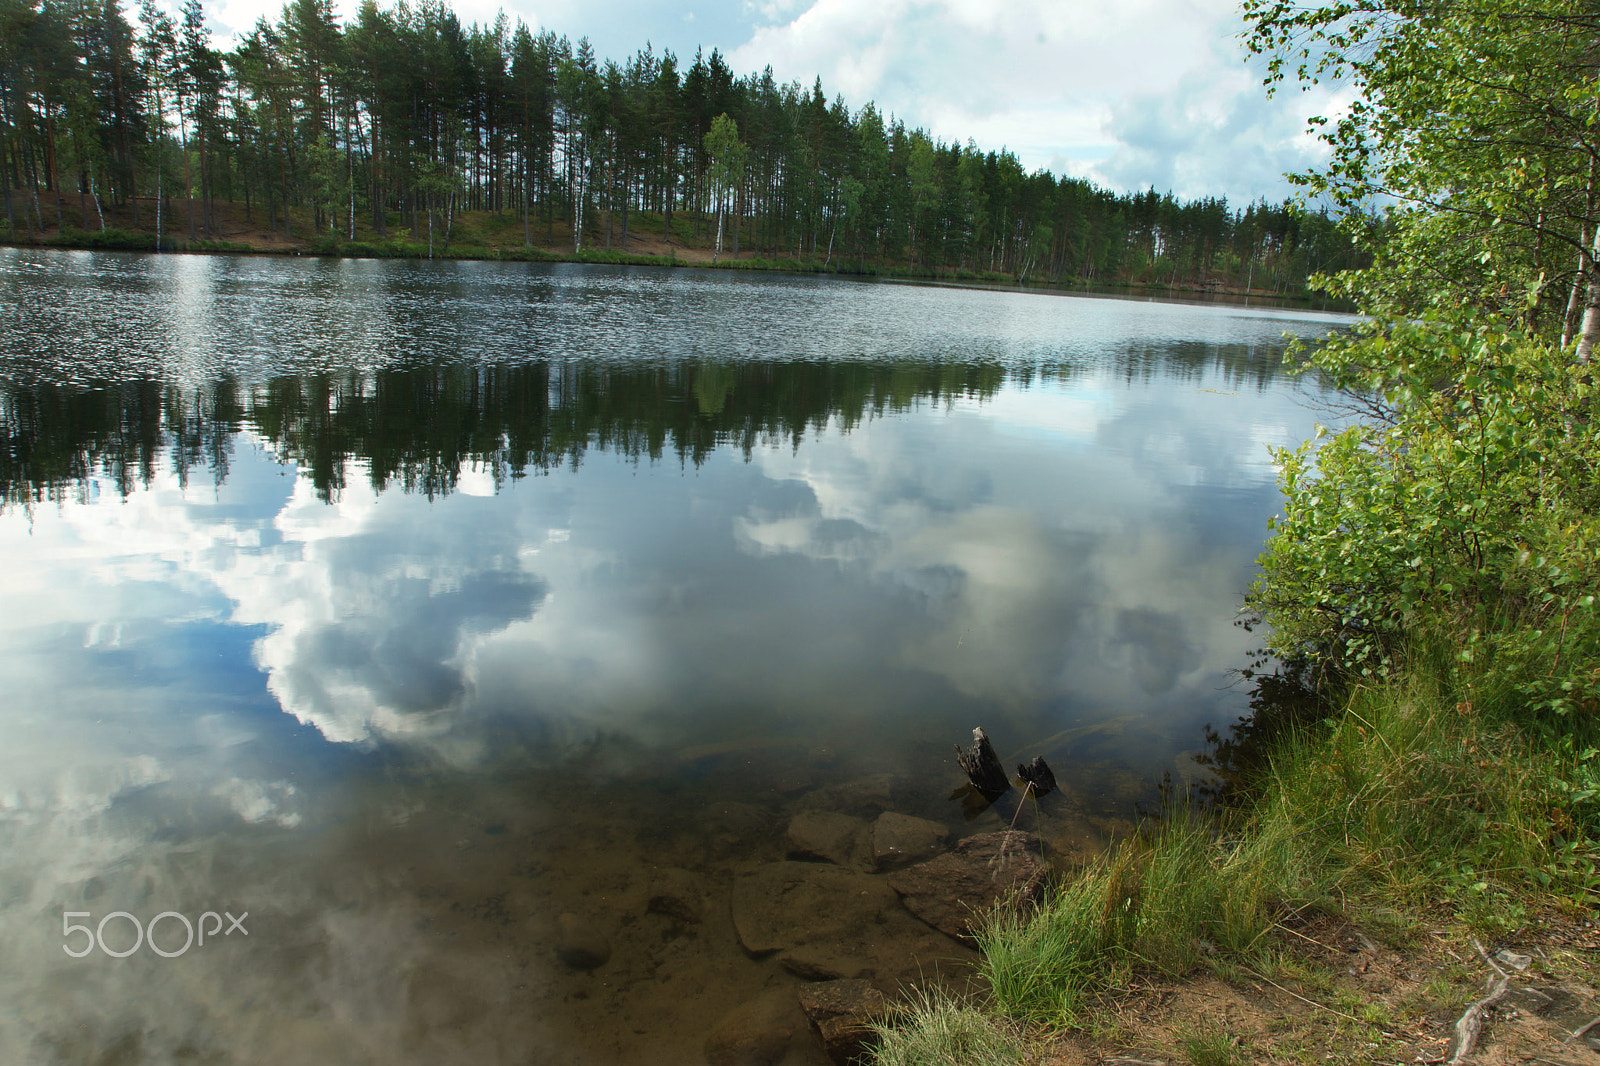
1022;911;1600;1066
8;191;756;266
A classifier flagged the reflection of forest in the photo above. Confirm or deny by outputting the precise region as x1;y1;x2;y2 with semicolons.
0;342;1297;505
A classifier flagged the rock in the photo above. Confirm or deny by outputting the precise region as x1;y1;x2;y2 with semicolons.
795;775;898;817
704;801;777;842
648;867;707;923
731;862;899;957
871;812;950;870
798;979;888;1066
778;946;873;981
787;811;868;867
797;978;887;1018
555;912;611;970
704;989;808;1066
887;830;1045;940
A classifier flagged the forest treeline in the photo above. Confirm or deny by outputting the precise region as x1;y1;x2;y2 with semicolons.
0;0;1364;291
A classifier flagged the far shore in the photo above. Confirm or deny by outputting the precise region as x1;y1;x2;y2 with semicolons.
1;193;1340;311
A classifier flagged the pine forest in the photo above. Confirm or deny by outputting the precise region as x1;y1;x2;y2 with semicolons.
0;0;1365;295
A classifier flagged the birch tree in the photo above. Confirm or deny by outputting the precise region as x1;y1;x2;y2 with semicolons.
702;111;742;261
1244;0;1600;356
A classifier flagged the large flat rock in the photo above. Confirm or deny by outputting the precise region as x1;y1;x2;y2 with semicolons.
786;811;869;868
887;830;1045;940
731;862;900;956
871;812;949;870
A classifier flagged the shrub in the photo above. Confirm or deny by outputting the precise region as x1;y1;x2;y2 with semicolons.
1247;312;1600;720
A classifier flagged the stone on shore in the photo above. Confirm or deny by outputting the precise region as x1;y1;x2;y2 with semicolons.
798;979;888;1066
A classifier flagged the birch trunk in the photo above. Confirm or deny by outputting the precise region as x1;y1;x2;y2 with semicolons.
1576;273;1599;365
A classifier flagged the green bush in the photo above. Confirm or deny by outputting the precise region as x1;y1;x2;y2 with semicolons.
54;226;155;251
1248;313;1600;719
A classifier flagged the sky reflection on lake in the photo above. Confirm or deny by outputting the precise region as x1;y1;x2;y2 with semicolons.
0;249;1351;1064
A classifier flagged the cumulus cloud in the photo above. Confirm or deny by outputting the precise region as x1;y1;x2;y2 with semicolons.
727;0;1332;201
1089;52;1350;204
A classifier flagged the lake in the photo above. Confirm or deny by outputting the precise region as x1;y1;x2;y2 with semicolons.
0;248;1349;1065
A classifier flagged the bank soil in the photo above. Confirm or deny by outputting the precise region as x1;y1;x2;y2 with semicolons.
4;192;796;266
1016;912;1600;1066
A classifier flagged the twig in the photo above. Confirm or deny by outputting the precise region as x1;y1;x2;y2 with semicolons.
1244;968;1366;1025
1275;923;1337;953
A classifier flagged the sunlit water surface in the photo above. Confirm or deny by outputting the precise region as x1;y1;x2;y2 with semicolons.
0;249;1350;1065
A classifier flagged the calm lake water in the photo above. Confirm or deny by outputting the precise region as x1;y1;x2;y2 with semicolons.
0;248;1349;1065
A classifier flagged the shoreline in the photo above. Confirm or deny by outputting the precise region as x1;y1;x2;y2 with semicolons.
0;195;1344;313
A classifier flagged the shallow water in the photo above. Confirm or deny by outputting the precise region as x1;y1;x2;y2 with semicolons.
0;249;1350;1064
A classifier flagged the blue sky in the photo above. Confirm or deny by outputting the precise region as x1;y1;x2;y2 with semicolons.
201;0;1350;207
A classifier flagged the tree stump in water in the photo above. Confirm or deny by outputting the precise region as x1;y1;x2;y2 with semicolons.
1016;755;1057;797
954;727;1010;797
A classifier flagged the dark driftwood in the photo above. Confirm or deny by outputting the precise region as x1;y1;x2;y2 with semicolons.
1016;756;1057;796
955;727;1010;796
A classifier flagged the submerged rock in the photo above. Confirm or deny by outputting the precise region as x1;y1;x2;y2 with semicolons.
554;912;611;970
704;989;815;1066
731;861;899;956
786;811;868;868
887;830;1045;940
871;812;949;870
647;866;707;924
777;947;873;982
793;775;899;817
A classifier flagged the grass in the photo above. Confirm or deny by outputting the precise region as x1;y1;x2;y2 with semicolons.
868;987;1024;1066
871;638;1600;1062
1181;1026;1248;1066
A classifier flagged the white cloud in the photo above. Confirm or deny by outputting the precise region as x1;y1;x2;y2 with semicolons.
728;0;1328;200
1089;51;1351;204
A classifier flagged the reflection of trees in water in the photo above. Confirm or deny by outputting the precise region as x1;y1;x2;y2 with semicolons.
0;341;1300;506
1194;656;1328;806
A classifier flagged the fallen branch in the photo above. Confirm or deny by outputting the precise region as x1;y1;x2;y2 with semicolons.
1446;939;1511;1065
1565;1013;1600;1045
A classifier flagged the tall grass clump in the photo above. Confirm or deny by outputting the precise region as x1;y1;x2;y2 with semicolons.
1258;646;1600;921
977;813;1306;1023
869;987;1024;1066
